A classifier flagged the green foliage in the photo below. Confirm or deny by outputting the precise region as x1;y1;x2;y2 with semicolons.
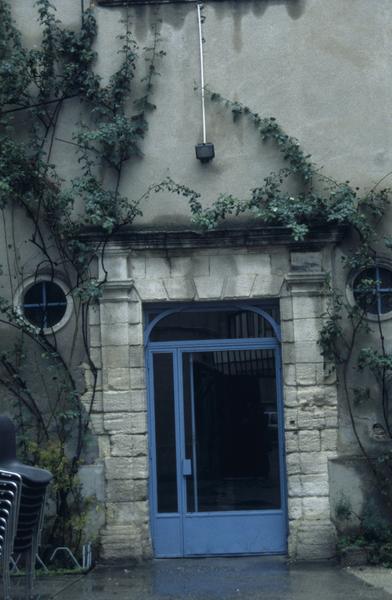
0;0;163;557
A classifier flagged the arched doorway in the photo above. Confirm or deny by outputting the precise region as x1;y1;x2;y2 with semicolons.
145;303;287;557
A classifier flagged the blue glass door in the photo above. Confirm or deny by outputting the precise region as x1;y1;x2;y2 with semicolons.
148;341;287;557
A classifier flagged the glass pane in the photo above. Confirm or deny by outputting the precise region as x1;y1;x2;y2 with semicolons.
353;269;378;314
378;268;392;290
153;353;178;513
183;350;281;513
24;283;43;305
47;306;67;327
150;307;279;342
45;281;67;304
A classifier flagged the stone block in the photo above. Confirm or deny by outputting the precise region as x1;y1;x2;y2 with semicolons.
210;255;236;276
300;452;329;475
103;391;131;412
324;387;338;406
294;341;323;364
111;434;147;457
297;387;326;409
251;274;282;297
285;431;299;454
128;301;142;325
107;368;130;391
284;387;298;408
88;304;100;326
102;346;129;368
296;364;316;385
288;497;303;520
325;413;338;428
288;475;302;497
321;428;338;451
101;323;129;346
130;390;147;412
128;323;143;346
100;302;130;325
106;500;149;526
271;252;290;276
298;430;321;452
130;412;147;435
129;346;145;368
194;277;224;300
283;364;296;386
235;253;271;274
104;413;132;434
128;257;146;279
170;256;209;277
136;280;168;301
280;320;294;343
301;474;329;496
130;367;146;390
297;409;325;430
105;456;148;480
146;257;170;278
293;318;322;342
292;297;322;320
100;524;152;561
282;343;295;365
106;478;148;502
104;255;128;281
164;278;196;300
280;296;293;321
302;496;331;519
90;347;102;368
287;453;301;476
224;274;256;298
291;522;336;560
285;408;298;430
290;251;322;272
89;325;101;347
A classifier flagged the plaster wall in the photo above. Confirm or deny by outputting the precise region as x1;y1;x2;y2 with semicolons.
9;0;392;226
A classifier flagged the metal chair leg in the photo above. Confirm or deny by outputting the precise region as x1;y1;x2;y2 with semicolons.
25;545;35;599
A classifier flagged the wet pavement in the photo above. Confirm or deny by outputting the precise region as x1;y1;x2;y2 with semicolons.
10;557;392;599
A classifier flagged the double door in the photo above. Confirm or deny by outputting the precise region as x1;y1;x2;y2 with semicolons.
147;340;287;557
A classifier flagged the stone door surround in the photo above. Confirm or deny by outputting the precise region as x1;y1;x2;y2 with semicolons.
83;226;343;561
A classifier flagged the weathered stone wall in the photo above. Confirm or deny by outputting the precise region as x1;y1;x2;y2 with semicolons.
85;237;339;560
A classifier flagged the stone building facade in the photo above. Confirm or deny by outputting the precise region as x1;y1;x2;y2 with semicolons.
4;0;392;564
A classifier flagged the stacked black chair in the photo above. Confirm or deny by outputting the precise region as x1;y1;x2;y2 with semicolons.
0;417;52;600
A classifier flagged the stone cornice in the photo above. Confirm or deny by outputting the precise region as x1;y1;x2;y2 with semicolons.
80;225;347;251
284;271;328;295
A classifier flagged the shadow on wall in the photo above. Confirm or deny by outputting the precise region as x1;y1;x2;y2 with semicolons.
125;0;307;39
212;0;307;21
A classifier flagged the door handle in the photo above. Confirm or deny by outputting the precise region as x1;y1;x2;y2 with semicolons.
182;459;192;476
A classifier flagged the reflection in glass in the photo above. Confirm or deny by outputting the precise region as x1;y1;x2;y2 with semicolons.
153;353;178;513
182;350;281;513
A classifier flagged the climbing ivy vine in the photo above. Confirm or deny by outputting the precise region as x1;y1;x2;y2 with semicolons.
0;0;164;557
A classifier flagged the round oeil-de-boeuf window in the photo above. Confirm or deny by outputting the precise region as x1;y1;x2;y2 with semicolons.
23;280;68;330
353;266;392;316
